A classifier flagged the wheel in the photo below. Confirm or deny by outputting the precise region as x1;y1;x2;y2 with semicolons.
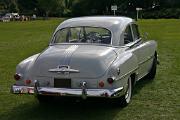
146;55;157;79
116;76;132;107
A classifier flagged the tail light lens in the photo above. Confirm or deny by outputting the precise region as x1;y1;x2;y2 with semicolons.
107;78;114;84
99;81;104;88
14;73;21;80
25;80;31;85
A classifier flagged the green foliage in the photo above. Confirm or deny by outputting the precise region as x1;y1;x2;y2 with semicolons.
142;8;180;19
37;0;58;17
1;0;180;18
37;0;73;17
0;0;19;13
9;1;19;13
17;0;38;15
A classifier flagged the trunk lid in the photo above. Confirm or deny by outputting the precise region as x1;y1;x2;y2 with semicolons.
32;44;117;78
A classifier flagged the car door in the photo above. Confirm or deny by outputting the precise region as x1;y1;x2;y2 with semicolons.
124;24;154;80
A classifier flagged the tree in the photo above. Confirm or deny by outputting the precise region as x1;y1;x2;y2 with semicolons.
0;0;19;13
62;0;73;16
72;0;114;16
17;0;38;15
37;0;59;17
2;0;180;18
9;0;19;12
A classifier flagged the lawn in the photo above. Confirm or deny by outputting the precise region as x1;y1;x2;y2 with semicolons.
0;19;179;120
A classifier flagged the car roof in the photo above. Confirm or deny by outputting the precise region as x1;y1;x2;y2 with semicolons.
57;16;134;30
53;16;135;46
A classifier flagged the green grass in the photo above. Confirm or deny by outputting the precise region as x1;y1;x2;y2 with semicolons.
0;19;180;120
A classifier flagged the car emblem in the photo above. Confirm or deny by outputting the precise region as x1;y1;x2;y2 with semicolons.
49;65;79;74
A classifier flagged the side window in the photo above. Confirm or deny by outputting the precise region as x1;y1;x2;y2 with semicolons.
54;28;68;43
124;25;133;44
68;27;81;42
131;24;140;40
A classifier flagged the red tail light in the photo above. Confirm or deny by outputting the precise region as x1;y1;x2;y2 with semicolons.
25;80;31;85
14;73;21;80
99;81;104;88
107;78;114;84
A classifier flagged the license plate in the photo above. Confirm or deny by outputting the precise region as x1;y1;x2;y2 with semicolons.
54;78;71;88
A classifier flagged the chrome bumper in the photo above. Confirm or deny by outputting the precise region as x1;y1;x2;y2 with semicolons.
11;85;124;98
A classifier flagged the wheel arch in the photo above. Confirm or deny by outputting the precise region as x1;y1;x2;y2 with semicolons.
130;73;138;87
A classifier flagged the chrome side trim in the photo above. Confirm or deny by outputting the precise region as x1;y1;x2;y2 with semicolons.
138;55;154;66
125;39;142;49
118;55;153;81
118;67;138;80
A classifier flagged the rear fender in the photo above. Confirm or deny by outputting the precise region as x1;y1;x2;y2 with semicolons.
15;53;40;85
108;52;138;88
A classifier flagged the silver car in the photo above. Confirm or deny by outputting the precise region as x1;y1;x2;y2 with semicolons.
11;16;158;106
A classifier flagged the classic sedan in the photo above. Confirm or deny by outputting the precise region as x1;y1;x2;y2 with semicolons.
11;16;158;106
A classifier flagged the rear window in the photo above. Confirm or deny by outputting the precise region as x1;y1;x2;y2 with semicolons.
53;27;111;44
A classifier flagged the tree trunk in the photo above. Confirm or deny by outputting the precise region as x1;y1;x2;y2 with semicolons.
45;11;49;20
